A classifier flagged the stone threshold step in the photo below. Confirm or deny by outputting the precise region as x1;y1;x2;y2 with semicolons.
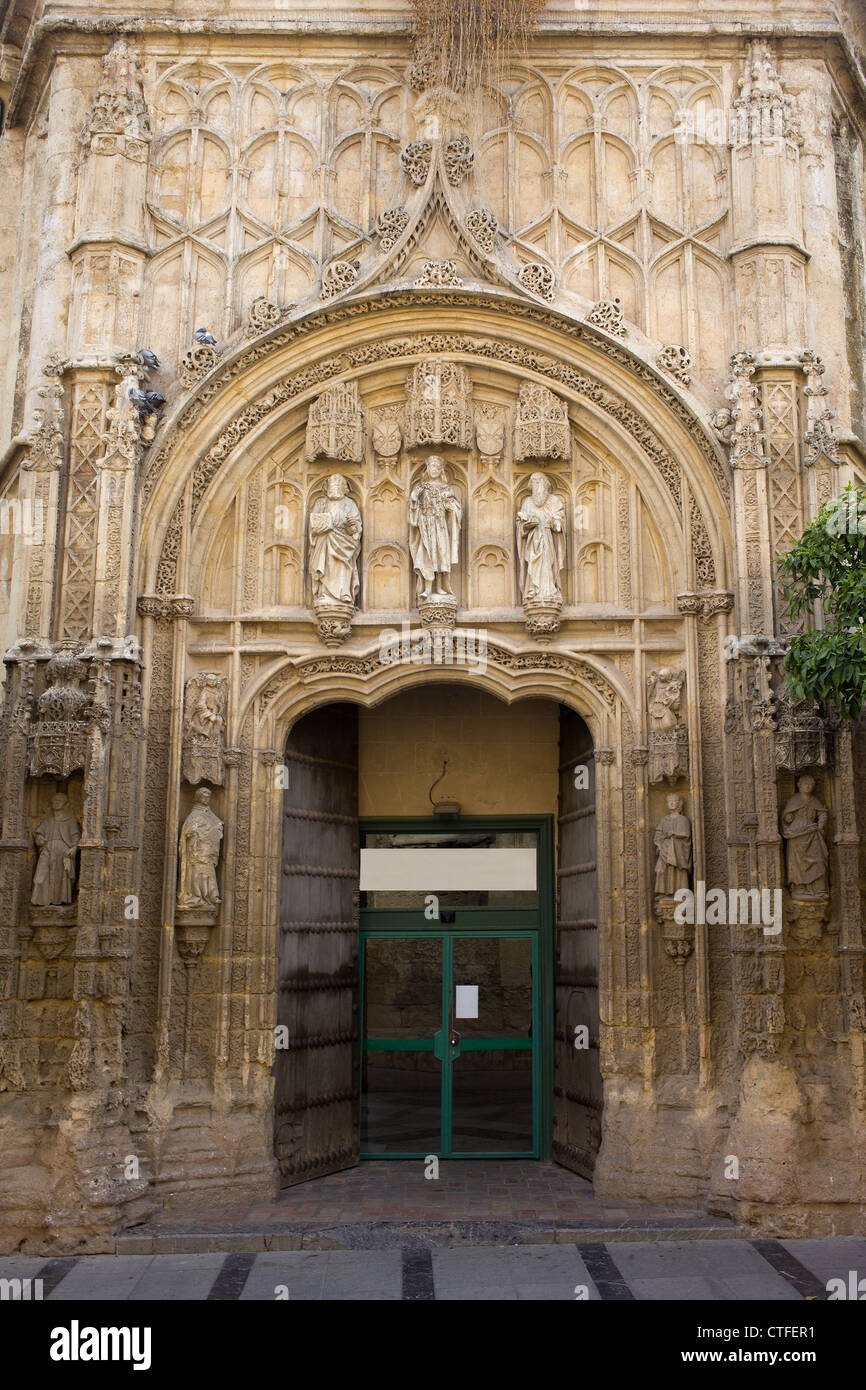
116;1217;744;1254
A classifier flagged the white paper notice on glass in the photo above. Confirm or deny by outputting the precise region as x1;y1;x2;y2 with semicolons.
455;985;479;1019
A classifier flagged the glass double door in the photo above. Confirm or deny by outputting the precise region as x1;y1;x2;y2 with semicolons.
361;932;539;1158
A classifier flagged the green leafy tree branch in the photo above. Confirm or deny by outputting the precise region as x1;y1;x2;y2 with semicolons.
776;481;866;720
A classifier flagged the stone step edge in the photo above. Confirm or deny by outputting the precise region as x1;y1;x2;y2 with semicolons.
116;1219;746;1254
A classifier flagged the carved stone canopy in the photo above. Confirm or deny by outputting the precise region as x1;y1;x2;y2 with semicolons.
28;645;92;779
513;382;570;462
305;380;366;464
404;359;474;449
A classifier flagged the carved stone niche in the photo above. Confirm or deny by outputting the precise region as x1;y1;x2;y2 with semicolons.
781;773;831;941
653;793;694;963
647;668;689;784
182;673;227;786
513;383;570;463
404;360;474;450
28;644;91;779
176;787;223;948
305;380;366;464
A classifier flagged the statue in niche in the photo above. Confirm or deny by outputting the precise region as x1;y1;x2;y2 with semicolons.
647;668;689;783
781;774;829;900
308;474;363;608
408;455;462;600
182;673;227;786
31;793;80;906
516;472;566;606
177;787;223;911
653;793;693;898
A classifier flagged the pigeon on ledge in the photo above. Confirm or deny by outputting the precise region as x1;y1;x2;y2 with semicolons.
194;328;217;347
144;390;166;410
138;349;160;370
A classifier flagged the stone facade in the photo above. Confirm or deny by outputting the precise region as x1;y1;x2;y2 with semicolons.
0;2;865;1251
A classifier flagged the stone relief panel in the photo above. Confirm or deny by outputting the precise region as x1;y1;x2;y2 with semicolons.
184;354;683;627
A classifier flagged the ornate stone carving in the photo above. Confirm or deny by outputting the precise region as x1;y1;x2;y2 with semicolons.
781;775;830;901
710;407;734;444
181;342;219;388
28;644;91;778
371;408;403;463
725;351;767;468
305;380;366;464
730;39;801;147
475;404;505;466
23;372;65;472
31;794;81;907
586;297;626;337
466;208;498;253
444;134;474;186
409;455;462;602
416;593;459;634
80;39;152;152
702;590;735;618
656;344;692;385
245;297;286;338
401;140;432;186
513;382;570;462
414;260;464;287
177;787;223;914
517;473;566;637
137;595;195;620
376;206;409;252
98;370;143;471
309;474;363;646
517;262;554;301
322;258;360;300
800;350;841;467
654;794;694;962
182;673;227;786
144;297;730;509
775;693;829;772
647;668;689;783
404;360;474;449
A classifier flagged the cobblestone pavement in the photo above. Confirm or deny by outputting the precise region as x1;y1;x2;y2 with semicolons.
2;1239;865;1301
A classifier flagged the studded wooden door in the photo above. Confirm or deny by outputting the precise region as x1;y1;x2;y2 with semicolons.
274;703;360;1186
553;707;603;1177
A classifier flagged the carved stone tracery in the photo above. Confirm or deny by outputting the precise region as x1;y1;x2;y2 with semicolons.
305;380;366;464
404;359;474;449
513;382;570;462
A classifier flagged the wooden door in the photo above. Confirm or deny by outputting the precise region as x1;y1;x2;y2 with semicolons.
274;703;360;1185
553;707;603;1177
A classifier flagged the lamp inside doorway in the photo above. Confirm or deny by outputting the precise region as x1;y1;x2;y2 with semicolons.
429;759;462;821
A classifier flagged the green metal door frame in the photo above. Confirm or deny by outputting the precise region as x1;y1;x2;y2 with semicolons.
359;815;555;1159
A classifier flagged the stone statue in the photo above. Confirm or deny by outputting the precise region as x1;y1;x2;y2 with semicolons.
308;474;362;607
408;455;462;599
781;774;829;899
647;668;689;783
182;672;227;786
177;787;223;911
516;472;566;605
31;793;81;906
653;793;693;898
